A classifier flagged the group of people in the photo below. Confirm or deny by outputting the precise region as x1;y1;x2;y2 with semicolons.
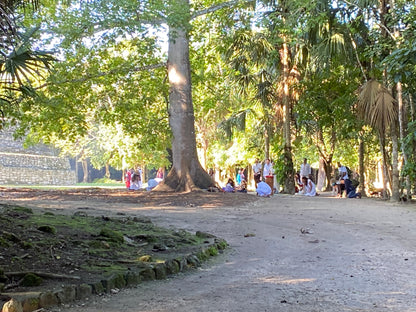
125;166;165;191
253;158;275;197
294;158;317;196
125;168;143;190
220;158;277;197
223;168;248;193
333;162;361;198
295;158;361;199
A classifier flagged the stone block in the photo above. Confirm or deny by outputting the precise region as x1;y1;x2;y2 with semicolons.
21;297;39;312
154;263;167;280
124;271;141;287
55;285;76;304
90;281;105;295
38;292;59;308
101;273;126;292
165;259;180;275
139;267;155;281
76;283;92;300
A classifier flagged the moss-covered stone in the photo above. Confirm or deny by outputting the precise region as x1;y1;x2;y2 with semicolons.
125;271;141;286
139;267;156;281
21;273;42;287
90;281;105;295
99;228;124;243
22;296;40;312
37;225;56;235
186;255;201;268
165;259;180;275
39;292;59;308
216;239;228;250
154;263;167;280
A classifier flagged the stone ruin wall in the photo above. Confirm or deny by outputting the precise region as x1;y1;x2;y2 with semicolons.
0;128;76;185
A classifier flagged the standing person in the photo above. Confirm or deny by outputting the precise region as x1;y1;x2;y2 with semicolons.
236;168;245;186
125;168;133;190
270;160;278;194
263;158;272;179
300;158;311;180
252;158;262;187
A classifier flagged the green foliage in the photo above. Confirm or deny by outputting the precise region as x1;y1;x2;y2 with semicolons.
99;228;124;244
21;273;43;287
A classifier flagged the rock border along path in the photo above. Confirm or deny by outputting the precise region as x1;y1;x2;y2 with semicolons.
1;237;227;312
4;193;416;312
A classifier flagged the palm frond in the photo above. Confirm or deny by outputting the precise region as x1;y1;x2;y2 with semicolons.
357;79;397;132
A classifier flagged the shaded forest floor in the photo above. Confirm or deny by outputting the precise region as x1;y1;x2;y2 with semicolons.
0;187;258;304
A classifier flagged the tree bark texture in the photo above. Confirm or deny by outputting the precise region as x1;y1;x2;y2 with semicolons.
280;40;295;194
157;1;213;192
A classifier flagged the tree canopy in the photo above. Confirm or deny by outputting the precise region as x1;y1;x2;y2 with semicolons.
2;0;416;198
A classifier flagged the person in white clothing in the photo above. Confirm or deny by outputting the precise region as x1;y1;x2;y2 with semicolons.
252;158;262;187
301;176;317;196
263;158;272;179
255;176;272;197
300;158;311;180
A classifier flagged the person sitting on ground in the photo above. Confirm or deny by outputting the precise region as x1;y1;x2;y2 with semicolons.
130;169;141;190
295;172;303;193
301;176;317;196
255;176;272;197
347;184;361;198
223;178;235;193
237;179;248;193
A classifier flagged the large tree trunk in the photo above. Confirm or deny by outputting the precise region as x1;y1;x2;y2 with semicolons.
156;0;213;192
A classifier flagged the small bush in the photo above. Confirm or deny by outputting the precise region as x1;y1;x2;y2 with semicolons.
21;273;43;287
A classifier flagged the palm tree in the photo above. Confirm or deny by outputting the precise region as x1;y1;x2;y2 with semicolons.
0;0;53;129
357;79;398;199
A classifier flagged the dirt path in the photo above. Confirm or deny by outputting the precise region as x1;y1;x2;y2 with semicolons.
9;193;416;312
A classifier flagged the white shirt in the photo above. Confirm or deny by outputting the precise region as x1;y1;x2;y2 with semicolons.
263;162;272;177
300;163;311;178
256;181;272;197
253;162;262;174
339;166;348;180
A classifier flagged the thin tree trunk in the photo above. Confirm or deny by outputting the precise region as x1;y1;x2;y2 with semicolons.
378;132;389;199
105;162;110;179
391;123;400;201
81;158;89;183
265;124;270;161
396;81;410;199
359;138;366;196
280;40;295;194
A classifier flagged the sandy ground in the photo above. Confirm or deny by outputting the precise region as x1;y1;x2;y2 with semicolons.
6;192;416;312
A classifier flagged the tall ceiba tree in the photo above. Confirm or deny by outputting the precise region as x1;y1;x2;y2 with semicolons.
10;0;256;191
158;0;213;191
